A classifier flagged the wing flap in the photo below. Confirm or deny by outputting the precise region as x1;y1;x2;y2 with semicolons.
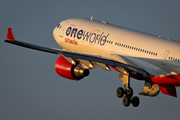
61;50;148;76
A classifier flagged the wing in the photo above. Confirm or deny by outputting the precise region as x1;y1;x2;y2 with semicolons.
5;28;149;78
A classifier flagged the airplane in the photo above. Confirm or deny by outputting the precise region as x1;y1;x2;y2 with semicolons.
5;17;180;107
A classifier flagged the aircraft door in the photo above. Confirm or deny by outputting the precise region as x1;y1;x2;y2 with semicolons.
59;22;70;38
89;29;100;46
162;50;169;65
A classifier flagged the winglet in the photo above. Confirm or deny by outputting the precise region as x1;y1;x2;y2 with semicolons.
6;28;15;40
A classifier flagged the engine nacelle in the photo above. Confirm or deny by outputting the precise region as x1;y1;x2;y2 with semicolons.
139;81;160;97
55;56;89;80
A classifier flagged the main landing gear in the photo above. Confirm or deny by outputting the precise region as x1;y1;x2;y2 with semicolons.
116;85;140;107
115;68;140;107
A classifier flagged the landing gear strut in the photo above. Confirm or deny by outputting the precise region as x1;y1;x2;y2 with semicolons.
115;68;140;107
116;85;140;107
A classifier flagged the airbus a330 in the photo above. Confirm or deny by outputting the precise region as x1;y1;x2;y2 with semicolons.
5;18;180;107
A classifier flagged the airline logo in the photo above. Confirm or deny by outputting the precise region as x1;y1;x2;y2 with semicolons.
65;27;109;46
65;38;78;45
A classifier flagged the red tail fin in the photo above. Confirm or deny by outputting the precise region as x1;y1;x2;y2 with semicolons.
6;28;15;40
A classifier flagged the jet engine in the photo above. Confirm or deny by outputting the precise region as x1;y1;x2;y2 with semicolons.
139;81;160;97
55;56;89;80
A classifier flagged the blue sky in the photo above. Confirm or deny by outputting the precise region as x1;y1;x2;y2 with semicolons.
1;0;180;120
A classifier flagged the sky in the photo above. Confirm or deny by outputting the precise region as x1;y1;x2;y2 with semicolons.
1;0;180;120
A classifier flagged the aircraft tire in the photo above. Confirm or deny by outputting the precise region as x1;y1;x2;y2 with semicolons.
131;96;140;107
116;87;124;98
123;96;131;107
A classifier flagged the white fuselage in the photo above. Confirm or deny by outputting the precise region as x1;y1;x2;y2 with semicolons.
53;18;180;77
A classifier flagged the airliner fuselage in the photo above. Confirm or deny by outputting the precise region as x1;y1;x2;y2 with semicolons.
53;18;180;79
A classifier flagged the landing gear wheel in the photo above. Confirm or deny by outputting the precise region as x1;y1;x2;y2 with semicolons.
125;87;133;98
116;87;124;98
131;96;140;107
123;96;131;107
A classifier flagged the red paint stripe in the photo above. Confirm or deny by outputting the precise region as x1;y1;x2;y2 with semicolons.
160;85;177;97
150;75;180;86
109;65;120;72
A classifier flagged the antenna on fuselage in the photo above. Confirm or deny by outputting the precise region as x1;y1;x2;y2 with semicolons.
90;16;93;20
